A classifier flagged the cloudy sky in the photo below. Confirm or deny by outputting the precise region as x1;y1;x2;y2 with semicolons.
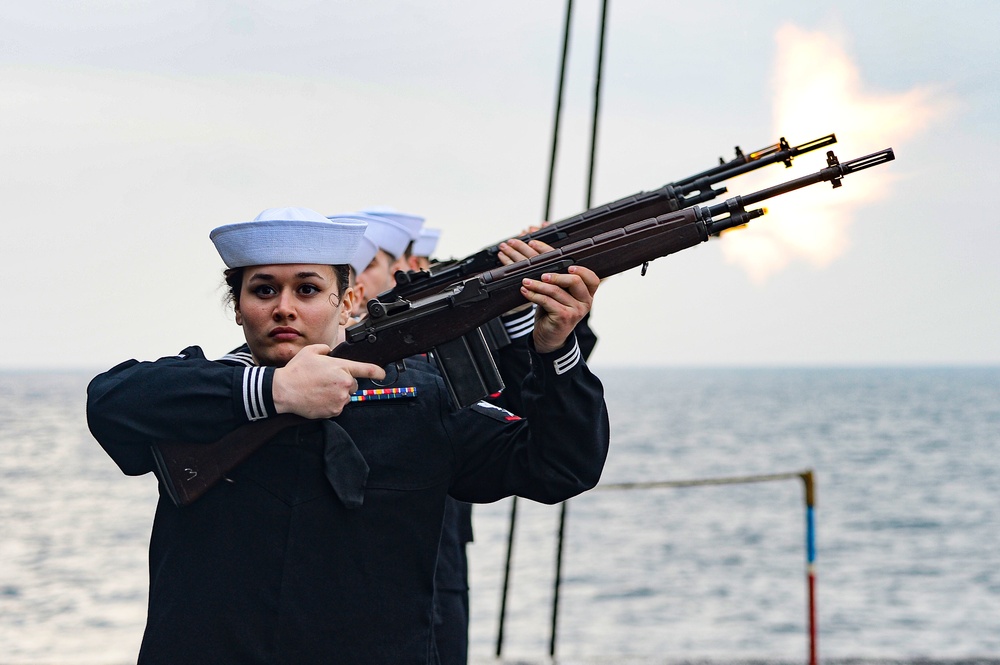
2;1;997;369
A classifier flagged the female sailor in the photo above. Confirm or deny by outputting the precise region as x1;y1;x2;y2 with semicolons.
87;206;610;664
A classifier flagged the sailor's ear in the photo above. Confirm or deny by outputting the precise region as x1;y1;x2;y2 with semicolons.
349;282;366;317
339;288;356;326
234;305;243;326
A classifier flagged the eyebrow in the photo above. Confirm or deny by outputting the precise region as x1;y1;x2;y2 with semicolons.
247;271;326;282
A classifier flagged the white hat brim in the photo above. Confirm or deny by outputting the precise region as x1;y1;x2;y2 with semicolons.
210;218;367;269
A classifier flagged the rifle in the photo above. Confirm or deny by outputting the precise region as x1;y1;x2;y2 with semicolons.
152;147;894;507
386;133;837;303
387;133;838;397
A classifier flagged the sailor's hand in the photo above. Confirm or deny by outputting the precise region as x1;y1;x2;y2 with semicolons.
272;344;386;419
497;235;554;266
523;265;600;354
498;235;557;315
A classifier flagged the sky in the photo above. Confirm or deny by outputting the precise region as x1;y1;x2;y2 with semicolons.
2;0;998;370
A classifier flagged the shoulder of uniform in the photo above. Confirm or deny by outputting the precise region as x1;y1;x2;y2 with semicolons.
157;345;208;361
469;400;522;423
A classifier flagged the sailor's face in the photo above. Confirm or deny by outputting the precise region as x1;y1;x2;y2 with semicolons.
353;249;396;315
390;252;418;276
235;264;353;367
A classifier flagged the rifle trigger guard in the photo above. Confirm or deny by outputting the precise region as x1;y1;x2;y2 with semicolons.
372;362;402;388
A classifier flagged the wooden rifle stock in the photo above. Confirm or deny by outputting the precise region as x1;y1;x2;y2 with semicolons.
152;147;894;506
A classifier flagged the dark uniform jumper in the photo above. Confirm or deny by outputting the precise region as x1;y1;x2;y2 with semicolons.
87;334;609;665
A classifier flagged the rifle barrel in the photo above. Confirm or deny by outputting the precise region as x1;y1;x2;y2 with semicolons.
703;148;895;234
673;133;837;190
734;148;895;208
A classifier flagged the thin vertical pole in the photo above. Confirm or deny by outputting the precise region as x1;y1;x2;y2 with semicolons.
494;497;518;656
549;502;568;656
801;470;818;665
585;0;610;209
498;0;575;657
542;0;576;223
550;0;609;657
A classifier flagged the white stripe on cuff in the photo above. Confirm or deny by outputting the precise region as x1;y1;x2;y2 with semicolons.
504;306;536;339
242;366;268;421
553;338;581;375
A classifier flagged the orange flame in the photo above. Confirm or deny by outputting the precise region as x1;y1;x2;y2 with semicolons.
719;24;947;283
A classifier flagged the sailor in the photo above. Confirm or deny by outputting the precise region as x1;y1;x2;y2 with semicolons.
348;227;380;286
406;221;590;665
86;206;610;664
361;205;426;273
411;226;442;272
391;221;471;665
349;214;506;665
332;210;412;318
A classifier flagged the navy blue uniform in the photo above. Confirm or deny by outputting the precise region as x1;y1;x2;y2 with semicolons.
87;335;608;665
432;498;474;664
429;307;598;665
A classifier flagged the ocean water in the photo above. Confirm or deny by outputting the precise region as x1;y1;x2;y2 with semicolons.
1;368;998;663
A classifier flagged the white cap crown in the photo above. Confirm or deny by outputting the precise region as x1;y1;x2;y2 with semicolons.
210;207;367;269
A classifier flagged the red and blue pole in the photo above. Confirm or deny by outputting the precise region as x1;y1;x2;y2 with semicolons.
802;470;818;665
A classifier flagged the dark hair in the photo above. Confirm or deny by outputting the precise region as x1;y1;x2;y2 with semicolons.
224;265;351;308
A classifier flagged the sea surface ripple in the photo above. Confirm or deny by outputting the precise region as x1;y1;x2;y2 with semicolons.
1;367;998;663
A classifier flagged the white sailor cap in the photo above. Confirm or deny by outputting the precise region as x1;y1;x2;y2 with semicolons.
324;213;382;275
411;227;441;258
361;206;425;242
210;207;368;269
332;211;411;259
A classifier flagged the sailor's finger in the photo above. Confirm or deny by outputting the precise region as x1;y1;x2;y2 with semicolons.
339;360;387;382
